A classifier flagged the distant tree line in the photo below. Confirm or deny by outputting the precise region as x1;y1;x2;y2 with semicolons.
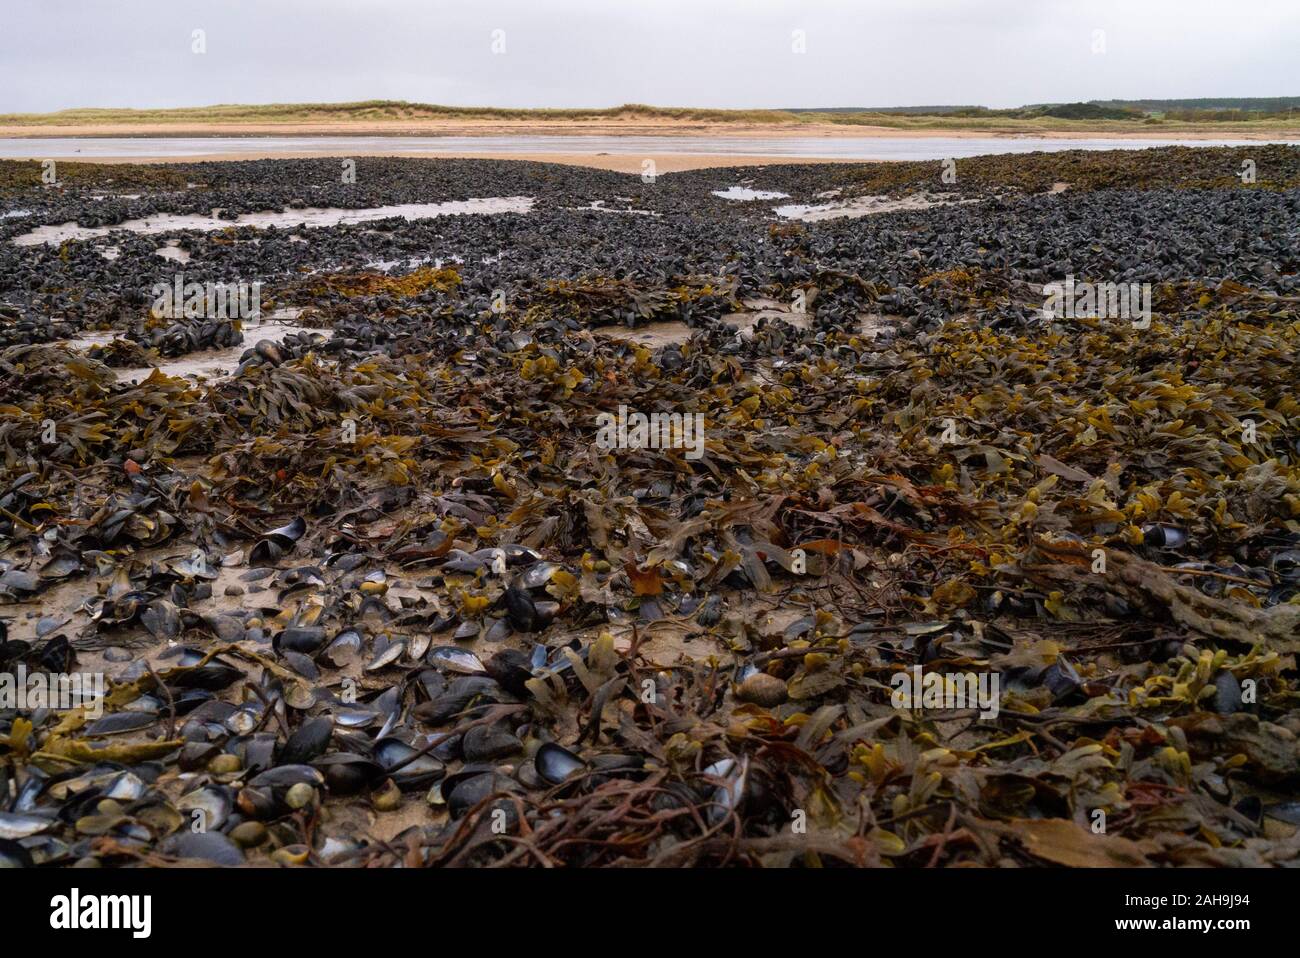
790;97;1299;121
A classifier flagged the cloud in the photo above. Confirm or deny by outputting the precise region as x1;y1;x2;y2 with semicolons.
0;0;1296;112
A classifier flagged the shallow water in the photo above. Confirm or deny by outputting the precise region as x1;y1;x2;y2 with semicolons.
575;200;659;216
65;317;328;384
712;186;791;201
2;134;1295;162
11;197;535;246
775;193;967;221
155;239;190;262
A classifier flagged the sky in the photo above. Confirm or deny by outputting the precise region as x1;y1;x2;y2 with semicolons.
1;0;1297;113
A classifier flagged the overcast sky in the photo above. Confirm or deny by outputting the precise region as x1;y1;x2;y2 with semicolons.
2;0;1297;113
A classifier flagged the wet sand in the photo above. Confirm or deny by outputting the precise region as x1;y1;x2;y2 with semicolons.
5;118;1300;140
12;151;866;174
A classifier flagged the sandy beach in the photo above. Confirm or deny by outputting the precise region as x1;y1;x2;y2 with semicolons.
9;150;873;173
5;118;1300;141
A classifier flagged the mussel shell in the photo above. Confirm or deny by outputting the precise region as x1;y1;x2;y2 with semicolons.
503;586;538;632
279;717;334;765
160;830;246;866
428;646;485;674
535;742;585;785
264;516;307;544
1141;523;1188;550
520;561;563;590
275;626;327;655
249;764;326;788
462;723;523;762
249;538;287;565
169;662;244;691
373;737;445;789
502;544;542;565
0;811;55;840
140;600;182;640
414;676;501;724
701;756;748;826
1042;657;1081;701
446;772;521;820
84;711;157;737
484;648;533;696
365;639;406;672
312;753;383;795
320;628;363;667
177;785;235;832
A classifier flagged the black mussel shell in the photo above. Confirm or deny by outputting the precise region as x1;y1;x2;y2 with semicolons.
373;737;445;789
275;626;327;655
312;753;383;795
503;586;538;632
279;717;334;765
535;742;586;785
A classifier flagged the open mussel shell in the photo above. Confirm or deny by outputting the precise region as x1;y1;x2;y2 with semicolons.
140;599;182;640
237;766;323;820
0;811;56;840
168;660;245;691
173;550;219;580
264;516;307;545
701;756;749;826
373;737;445;789
414;675;501;724
249;539;286;565
535;742;586;785
320;628;363;667
1042;656;1081;702
177;785;235;832
312;753;383;796
428;646;486;674
365;638;407;671
1140;523;1188;550
250;517;307;565
520;561;564;590
502;544;542;565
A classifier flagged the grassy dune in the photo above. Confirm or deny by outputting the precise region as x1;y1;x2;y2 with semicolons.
1;100;1298;136
0;101;796;125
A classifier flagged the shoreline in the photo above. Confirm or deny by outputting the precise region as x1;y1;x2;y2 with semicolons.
0;151;874;173
4;120;1300;140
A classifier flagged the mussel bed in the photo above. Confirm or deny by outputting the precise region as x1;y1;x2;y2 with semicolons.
0;148;1299;868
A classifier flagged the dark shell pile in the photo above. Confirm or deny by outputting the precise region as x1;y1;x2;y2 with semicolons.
0;146;1298;868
